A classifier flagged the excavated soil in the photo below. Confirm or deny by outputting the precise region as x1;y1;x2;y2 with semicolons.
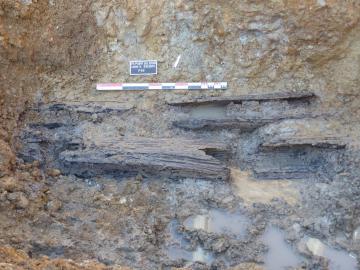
1;1;360;269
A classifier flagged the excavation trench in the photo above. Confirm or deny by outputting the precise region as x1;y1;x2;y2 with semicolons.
8;92;357;269
2;1;360;269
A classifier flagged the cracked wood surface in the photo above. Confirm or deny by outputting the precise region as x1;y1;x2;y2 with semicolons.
59;136;230;181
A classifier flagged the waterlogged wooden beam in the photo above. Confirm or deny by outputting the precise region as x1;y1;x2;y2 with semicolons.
259;119;347;149
59;137;230;181
261;136;346;149
167;91;315;106
46;102;134;114
173;119;271;131
172;114;316;131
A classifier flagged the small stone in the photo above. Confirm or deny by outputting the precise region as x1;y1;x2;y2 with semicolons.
23;163;33;170
0;191;7;202
306;238;325;256
31;168;42;179
7;192;29;209
0;176;17;192
18;171;31;181
16;193;29;209
91;114;98;123
119;197;127;204
47;168;61;177
212;237;229;252
46;199;62;212
32;160;40;168
222;195;234;204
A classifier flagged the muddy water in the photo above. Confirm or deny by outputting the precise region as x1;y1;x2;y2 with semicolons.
306;237;358;270
166;246;192;262
191;246;214;264
183;209;249;237
189;104;227;119
163;209;249;265
262;227;302;270
322;247;357;270
164;220;214;264
166;246;214;264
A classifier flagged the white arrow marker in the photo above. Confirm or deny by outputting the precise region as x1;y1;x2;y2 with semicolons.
173;55;182;68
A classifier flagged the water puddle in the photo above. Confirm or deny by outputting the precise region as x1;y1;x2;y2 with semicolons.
262;227;302;270
164;220;214;265
305;237;358;270
166;245;214;264
166;245;193;262
188;104;227;120
183;209;248;237
167;219;188;247
191;246;214;264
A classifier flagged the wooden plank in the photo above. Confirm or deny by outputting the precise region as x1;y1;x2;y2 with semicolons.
173;119;270;131
259;119;347;149
261;136;346;149
172;115;316;131
167;91;315;106
59;137;230;181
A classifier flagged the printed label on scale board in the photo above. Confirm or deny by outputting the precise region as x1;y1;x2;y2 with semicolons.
130;60;157;75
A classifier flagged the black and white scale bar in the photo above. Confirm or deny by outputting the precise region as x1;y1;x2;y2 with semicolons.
96;82;228;91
